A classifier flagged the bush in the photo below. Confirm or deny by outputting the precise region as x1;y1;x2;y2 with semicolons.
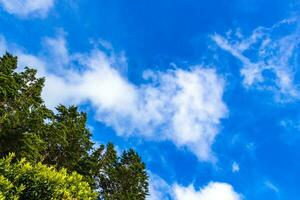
0;153;97;200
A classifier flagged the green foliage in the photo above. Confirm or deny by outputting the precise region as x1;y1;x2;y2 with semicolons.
0;53;51;161
82;144;149;199
0;153;97;200
0;53;149;199
103;149;149;200
42;105;93;171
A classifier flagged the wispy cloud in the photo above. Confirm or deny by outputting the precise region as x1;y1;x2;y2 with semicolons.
232;161;240;173
0;33;228;162
212;17;300;101
147;173;172;200
265;180;279;194
0;36;7;54
0;0;55;18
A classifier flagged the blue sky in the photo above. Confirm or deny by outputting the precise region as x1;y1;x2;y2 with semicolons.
0;0;300;199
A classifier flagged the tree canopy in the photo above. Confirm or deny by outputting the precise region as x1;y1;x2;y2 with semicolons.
0;53;149;199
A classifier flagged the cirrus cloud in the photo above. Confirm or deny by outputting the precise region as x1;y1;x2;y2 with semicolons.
212;17;300;101
0;0;55;18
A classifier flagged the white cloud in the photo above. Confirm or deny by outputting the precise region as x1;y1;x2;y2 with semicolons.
280;119;300;131
147;173;172;200
0;0;55;18
0;36;7;55
173;182;242;200
232;161;240;173
212;17;300;101
265;180;279;193
147;173;242;200
43;33;70;67
0;34;228;161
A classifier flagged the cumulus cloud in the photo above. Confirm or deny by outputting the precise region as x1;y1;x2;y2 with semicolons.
212;17;300;101
173;182;242;200
0;0;55;18
0;34;227;161
147;173;242;200
172;182;242;200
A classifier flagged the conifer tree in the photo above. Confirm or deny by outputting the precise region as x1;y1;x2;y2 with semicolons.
0;53;149;199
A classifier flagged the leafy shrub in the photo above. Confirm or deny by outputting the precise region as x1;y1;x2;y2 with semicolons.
0;153;97;200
